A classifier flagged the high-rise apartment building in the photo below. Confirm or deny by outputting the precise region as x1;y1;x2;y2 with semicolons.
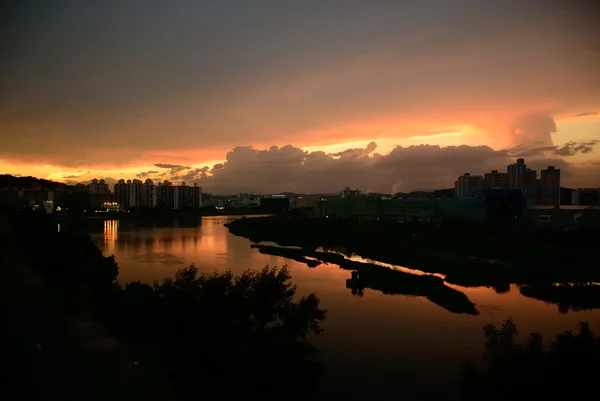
540;166;560;206
192;183;202;209
523;168;539;205
127;179;143;209
88;178;109;195
87;178;111;209
141;179;158;209
112;179;202;211
455;173;483;198
175;182;203;210
157;180;176;210
507;158;527;189
505;159;540;205
178;182;191;210
483;170;508;190
114;179;128;210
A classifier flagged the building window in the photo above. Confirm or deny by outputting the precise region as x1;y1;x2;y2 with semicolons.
538;215;552;222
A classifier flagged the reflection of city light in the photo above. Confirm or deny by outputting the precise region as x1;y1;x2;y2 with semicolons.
104;220;118;246
57;223;60;233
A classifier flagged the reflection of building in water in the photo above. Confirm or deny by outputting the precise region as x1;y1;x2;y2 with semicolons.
346;271;364;297
145;237;155;252
104;220;118;253
161;236;173;251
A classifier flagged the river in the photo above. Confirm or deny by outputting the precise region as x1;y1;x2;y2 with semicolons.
87;215;600;400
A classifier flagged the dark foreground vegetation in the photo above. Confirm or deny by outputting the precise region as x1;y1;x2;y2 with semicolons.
226;216;600;298
460;318;600;400
2;213;326;401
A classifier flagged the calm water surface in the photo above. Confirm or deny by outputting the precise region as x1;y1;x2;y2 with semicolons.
88;216;600;400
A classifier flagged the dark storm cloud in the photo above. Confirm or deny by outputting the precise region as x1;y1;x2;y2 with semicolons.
509;141;598;158
154;164;186;169
554;141;598;156
172;167;210;183
170;143;508;194
331;141;378;158
154;163;190;176
508;146;558;158
136;170;159;179
145;139;598;193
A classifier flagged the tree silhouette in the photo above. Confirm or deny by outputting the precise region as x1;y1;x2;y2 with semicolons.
460;318;600;400
106;264;327;400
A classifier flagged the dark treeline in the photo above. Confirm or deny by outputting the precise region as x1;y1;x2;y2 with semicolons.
460;318;600;400
520;283;600;313
226;216;600;289
3;213;327;400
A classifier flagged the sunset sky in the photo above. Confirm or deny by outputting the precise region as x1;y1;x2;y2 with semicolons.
1;0;599;193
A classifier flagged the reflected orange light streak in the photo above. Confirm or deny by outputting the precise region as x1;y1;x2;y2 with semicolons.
104;220;118;254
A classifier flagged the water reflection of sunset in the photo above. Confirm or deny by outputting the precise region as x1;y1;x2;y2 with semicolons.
88;215;600;400
95;217;230;284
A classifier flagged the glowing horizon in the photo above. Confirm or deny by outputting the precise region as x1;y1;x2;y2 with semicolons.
1;1;599;193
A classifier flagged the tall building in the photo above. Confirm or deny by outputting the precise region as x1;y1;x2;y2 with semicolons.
88;178;109;195
177;182;192;210
87;178;111;209
192;183;202;209
455;173;483;199
540;166;560;206
174;182;203;210
157;180;176;209
114;179;128;210
141;179;158;209
507;158;527;189
483;170;508;190
127;179;143;209
114;179;147;210
523;169;539;205
505;158;540;205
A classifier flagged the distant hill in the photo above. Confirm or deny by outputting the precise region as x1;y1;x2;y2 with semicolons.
0;174;69;190
0;175;458;197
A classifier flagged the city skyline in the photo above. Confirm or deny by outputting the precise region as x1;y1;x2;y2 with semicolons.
2;1;599;193
454;157;562;206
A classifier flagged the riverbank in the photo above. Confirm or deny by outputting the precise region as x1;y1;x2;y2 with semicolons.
225;216;600;289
